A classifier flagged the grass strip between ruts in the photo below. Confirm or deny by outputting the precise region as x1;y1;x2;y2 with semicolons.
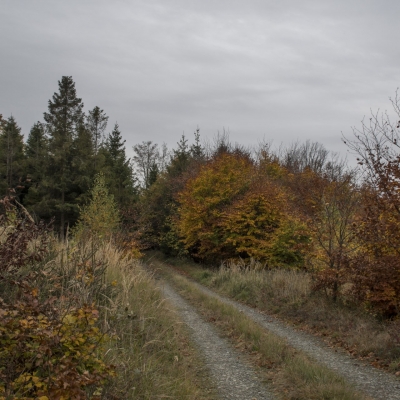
154;260;369;400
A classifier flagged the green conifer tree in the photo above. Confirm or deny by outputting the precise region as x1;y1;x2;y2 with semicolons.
73;172;120;241
148;162;159;187
86;106;108;171
43;76;84;238
167;134;191;178
103;123;136;206
0;116;25;196
24;122;48;208
190;128;204;160
71;117;95;205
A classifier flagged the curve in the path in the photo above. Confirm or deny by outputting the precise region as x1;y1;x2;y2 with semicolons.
160;281;275;400
186;278;400;400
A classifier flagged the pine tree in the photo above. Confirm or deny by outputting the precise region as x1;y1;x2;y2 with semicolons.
43;76;84;238
0;116;25;196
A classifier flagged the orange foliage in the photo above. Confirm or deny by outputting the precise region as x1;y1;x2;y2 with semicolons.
178;153;309;265
178;153;253;261
348;183;400;316
222;178;287;261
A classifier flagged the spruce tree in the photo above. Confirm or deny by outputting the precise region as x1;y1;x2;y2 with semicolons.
71;117;95;205
103;123;136;206
148;162;159;187
73;172;119;242
0;116;25;196
190;128;204;160
86;106;108;171
167;134;191;177
24;122;48;207
43;76;84;238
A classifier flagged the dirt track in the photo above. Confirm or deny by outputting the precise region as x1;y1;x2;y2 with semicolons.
150;260;400;400
167;273;400;400
160;280;275;400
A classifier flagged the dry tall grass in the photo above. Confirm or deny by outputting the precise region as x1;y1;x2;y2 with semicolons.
0;208;213;400
212;259;310;306
97;242;213;399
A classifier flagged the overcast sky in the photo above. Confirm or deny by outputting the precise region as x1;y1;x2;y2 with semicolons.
1;0;400;161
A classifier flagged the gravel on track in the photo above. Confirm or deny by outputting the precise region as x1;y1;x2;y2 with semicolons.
160;281;275;400
184;278;400;400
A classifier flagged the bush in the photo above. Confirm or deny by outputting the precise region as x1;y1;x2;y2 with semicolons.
0;196;114;399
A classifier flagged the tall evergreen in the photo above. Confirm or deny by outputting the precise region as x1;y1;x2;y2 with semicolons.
103;123;136;206
24;122;48;207
86;106;108;171
167;134;191;177
71;117;95;205
43;76;84;238
190;128;204;160
106;122;125;160
0;116;25;196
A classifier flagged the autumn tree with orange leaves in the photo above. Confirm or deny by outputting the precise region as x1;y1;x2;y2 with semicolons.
178;151;309;265
343;94;400;315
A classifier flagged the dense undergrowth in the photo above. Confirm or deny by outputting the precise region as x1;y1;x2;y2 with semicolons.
0;194;213;399
153;253;400;375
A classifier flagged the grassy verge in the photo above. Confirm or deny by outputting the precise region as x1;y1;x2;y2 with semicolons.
148;252;400;376
153;259;366;400
100;243;216;399
0;208;215;400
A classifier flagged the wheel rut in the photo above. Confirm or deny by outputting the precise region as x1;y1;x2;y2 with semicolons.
160;280;275;400
181;276;400;400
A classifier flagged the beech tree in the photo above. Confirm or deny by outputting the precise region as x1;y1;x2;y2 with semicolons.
178;152;253;261
308;174;360;301
178;151;309;264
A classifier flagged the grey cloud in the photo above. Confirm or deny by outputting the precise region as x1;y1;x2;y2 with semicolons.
1;0;400;163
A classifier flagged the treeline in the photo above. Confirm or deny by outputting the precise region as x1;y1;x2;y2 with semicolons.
134;110;400;318
2;76;400;317
0;76;135;238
